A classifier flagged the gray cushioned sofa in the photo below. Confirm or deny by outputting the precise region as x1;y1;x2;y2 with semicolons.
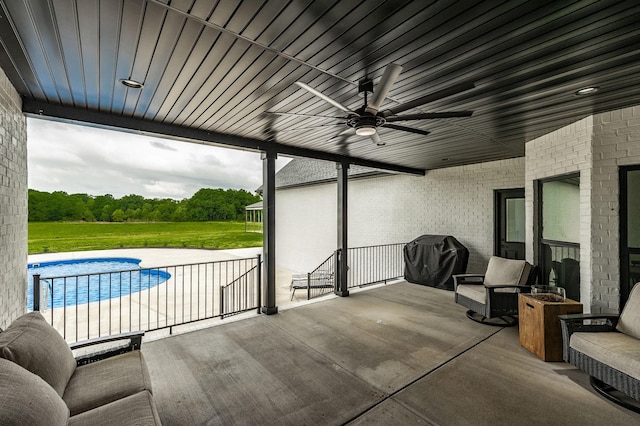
0;311;161;425
560;282;640;411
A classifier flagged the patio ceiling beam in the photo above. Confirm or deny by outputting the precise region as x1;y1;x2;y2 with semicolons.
22;100;426;176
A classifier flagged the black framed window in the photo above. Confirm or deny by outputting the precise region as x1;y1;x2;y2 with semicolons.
537;174;581;301
620;166;640;309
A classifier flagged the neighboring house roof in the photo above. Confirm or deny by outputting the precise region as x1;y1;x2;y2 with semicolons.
245;201;263;210
256;158;393;194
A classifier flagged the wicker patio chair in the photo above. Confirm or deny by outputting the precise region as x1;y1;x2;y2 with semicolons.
453;256;536;326
559;282;640;413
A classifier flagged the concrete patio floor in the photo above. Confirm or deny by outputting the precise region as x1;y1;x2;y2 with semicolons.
141;281;640;425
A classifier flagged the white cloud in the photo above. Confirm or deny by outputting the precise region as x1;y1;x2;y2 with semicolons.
27;118;290;199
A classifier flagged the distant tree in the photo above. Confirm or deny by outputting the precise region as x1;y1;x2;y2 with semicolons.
28;187;262;223
111;208;125;222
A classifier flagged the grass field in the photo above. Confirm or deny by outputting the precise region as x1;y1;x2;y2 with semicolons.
28;222;262;255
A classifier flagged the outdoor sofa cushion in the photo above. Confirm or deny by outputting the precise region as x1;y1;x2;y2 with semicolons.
63;350;153;416
616;282;640;339
0;311;76;396
67;391;161;426
0;357;69;426
570;331;640;380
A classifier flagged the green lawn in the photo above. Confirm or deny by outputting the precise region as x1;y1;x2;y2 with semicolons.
28;222;262;254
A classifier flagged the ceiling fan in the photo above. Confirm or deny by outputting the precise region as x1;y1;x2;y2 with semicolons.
272;64;475;146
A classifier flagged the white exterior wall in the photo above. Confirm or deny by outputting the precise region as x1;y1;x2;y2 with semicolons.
590;106;640;312
276;158;525;274
0;65;28;329
525;105;640;313
525;116;593;308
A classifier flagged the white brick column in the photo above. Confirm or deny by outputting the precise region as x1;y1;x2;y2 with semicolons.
0;65;28;329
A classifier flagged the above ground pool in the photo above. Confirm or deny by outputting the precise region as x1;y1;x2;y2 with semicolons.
27;257;171;310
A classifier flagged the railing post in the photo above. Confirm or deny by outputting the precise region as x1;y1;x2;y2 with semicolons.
256;254;262;314
33;274;41;311
220;283;224;320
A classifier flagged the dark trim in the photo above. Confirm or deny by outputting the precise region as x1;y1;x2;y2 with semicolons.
22;100;425;176
493;188;525;258
620;165;640;309
536;172;581;287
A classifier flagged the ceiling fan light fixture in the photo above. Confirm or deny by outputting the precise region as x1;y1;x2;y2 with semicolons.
355;125;376;136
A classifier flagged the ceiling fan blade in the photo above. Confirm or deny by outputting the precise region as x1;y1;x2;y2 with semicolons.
329;128;354;139
383;81;475;116
385;111;473;122
266;111;345;120
269;123;344;133
369;132;384;146
295;82;355;114
365;63;403;114
335;133;351;156
384;123;431;136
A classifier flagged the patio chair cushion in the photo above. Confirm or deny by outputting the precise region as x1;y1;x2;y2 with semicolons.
63;350;153;416
570;331;640;380
0;311;76;397
455;283;486;304
67;391;161;426
616;282;640;339
484;256;531;292
0;358;70;425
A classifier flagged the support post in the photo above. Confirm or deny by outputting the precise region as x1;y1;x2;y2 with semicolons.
335;162;349;297
261;151;278;314
33;274;41;311
256;254;262;314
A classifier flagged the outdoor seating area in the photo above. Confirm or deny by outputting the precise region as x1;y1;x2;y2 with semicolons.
289;271;334;300
453;256;536;326
140;281;640;424
0;312;159;425
560;282;640;413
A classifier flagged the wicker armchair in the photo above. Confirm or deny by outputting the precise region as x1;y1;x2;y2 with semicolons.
453;256;536;326
559;283;640;413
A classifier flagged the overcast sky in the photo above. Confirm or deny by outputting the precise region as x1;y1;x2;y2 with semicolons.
27;118;289;200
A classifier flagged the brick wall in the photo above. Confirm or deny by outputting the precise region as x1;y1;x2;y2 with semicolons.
525;105;640;313
591;106;640;312
276;158;525;274
525;115;593;307
0;65;28;329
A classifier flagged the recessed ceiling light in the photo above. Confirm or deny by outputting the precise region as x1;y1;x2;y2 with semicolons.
120;79;144;89
575;86;599;96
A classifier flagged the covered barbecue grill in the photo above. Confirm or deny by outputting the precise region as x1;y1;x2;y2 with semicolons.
403;235;469;290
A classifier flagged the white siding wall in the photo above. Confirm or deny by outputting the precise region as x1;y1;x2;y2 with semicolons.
0;65;28;329
276;158;525;274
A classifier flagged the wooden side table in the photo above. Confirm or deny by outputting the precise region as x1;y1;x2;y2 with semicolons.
518;293;583;361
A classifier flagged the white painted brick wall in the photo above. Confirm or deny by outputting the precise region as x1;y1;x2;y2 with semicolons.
0;65;28;329
525;105;640;313
276;158;525;274
591;105;640;313
525;116;593;310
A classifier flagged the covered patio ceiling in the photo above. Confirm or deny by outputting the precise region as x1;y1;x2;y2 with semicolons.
1;0;639;174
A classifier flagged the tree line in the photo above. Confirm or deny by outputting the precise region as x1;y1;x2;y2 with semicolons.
28;188;261;222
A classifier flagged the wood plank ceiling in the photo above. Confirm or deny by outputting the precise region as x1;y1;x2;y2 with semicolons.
0;0;639;173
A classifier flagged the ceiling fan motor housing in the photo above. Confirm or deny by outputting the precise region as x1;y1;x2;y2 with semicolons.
347;114;386;130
